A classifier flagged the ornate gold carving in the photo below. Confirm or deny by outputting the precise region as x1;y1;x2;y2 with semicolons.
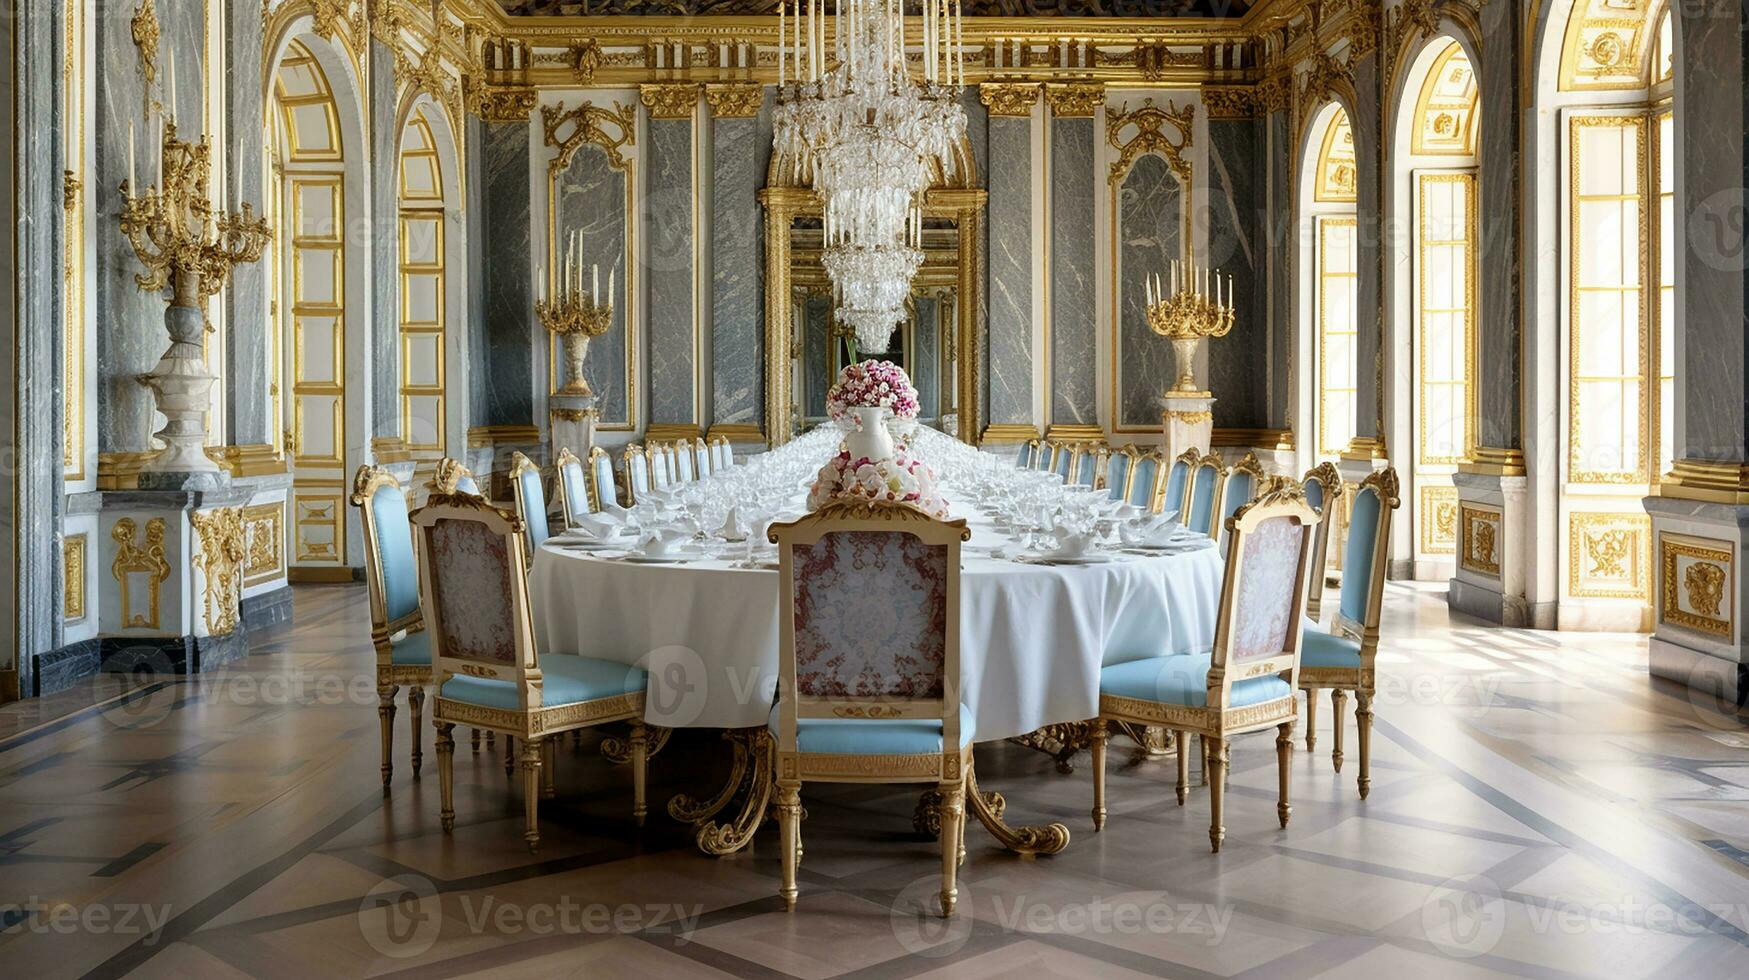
469;87;538;122
1685;563;1726;618
131;0;159;85
1106;99;1195;185
640;83;699;120
395;42;464;136
704;83;761;118
549;407;597;423
1421;485;1458;556
1201;85;1258;119
979;82;1041;117
242;502;284;586
191;507;247;636
112;517;171;630
1659;536;1733;637
1459;504;1500;576
541;99;637;174
1045;83;1103;117
1568;513;1650;599
570;39;605;82
1165;409;1214;424
64;534;87;621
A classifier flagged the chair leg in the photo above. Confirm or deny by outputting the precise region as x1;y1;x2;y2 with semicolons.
629;720;649;826
520;737;544;852
407;686;425;779
1331;689;1348;773
376;684;398;791
505;735;517;778
1304;687;1318;752
1089;722;1108;831
1276;721;1294;828
1199;734;1209;786
436;722;456;832
471;727;482;753
1174;730;1189;806
938;783;965;917
776;782;802;911
1207;737;1229;853
1356;691;1374;800
541;738;556;800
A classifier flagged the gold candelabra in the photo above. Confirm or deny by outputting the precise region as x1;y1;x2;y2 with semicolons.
537;289;613;397
1144;257;1236;395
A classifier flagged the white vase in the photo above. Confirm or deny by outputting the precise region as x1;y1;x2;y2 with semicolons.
844;406;896;462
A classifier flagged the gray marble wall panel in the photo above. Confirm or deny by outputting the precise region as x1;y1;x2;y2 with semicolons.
1265;109;1292;429
1116;155;1182;428
961;88;988;188
368;39;398;442
479;122;536;427
914;297;940;417
465;116;491;427
711;100;764;428
804;296;831;419
1677;8;1748;461
224;0;267;445
1206;118;1266;428
987;116;1033;426
645;118;696;427
1351;54;1382;442
1050;116;1097;427
1476;2;1521;448
555;144;629;425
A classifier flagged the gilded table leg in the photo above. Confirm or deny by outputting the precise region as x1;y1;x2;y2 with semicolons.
521;737;544;852
1356;691;1374;800
694;730;775;856
1207;737;1229;853
1304;687;1319;752
668;730;752;824
407;686;425;779
376;684;398;791
603;723;672;765
436;722;456;832
1114;722;1174;761
963;758;1070;856
1276;721;1294;828
1331;689;1348;773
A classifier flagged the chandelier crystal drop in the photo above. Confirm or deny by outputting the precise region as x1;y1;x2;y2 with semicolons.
775;0;966;351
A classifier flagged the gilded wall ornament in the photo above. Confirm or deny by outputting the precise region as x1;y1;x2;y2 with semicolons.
64;534;87;621
705;83;762;118
1201;85;1259;120
571;39;605;82
542;100;638;174
1659;537;1734;637
191;507;248;636
131;0;160;84
979;83;1041;117
243;502;285;586
1106;99;1195;185
1045;83;1104;118
470;86;539;121
112;517;171;630
640;83;699;120
1684;562;1726;619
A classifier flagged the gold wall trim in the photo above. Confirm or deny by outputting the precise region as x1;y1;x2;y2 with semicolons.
979;82;1040;116
466;425;542;447
1568;512;1651;600
1459;503;1501;577
1458;445;1527;477
63;534;87;621
704;83;762;118
371;436;412;462
1660;459;1749;504
1211;428;1294;451
1658;534;1733;638
289;566;357;583
1105;98;1194;185
640;82;699;120
981;423;1041;443
470;86;538;121
191;508;247;637
1046;424;1105;441
705;422;764;440
1201;84;1259;119
243;502;286;587
645;423;703;441
541;99;637;174
112;517;171;630
1046;83;1104;117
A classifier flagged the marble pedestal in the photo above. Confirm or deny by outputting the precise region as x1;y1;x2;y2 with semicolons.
1643;496;1749;708
1447;470;1534;627
550;395;597;461
1160;392;1216;460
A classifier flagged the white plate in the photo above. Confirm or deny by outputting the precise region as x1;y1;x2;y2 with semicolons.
1026;553;1115;565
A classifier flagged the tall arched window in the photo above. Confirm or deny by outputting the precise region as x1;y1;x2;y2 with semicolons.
397;105;448;474
1305;104;1359;462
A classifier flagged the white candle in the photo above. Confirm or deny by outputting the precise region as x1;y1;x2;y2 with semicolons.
593;263;600;303
166;48;176;127
779;0;786;84
608;266;615;303
128;122;137;189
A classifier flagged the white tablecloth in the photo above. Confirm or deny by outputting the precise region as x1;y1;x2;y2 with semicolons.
529;510;1223;742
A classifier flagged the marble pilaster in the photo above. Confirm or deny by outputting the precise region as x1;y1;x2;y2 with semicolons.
645;114;697;432
368;39;399;445
1265;109;1292;431
1115;154;1182;428
986;113;1034;429
1475;1;1521;447
1205;118;1266;429
1349;53;1383;446
914;295;940;418
477;121;537;428
709;90;767;432
803;295;831;420
224;0;268;446
1048;112;1098;430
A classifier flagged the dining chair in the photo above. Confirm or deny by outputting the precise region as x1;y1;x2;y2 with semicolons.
350;464;432;791
1075;446;1103;488
588;446;619;511
768;499;974;916
1104;446;1135;501
1300;462;1345;624
649;443;673;488
1015;440;1034;468
431;457;480;497
1299;467;1399;798
694;437;713;478
1126;449;1161;509
1184;452;1227;537
554;447;590;526
623;445;650;504
1032;439;1052;471
712;435;734;470
675;443;695;482
1089;486;1320;851
507;451;551;562
1160;448;1198;521
1051;443;1077;483
1215;452;1267;549
413;492;650;851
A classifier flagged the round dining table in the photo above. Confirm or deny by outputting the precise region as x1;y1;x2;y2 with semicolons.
528;497;1224;856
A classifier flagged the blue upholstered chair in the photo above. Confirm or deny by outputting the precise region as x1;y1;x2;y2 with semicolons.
351;464;432;790
432;457;480;497
554;447;590;524
1300;462;1345;625
1299;467;1399;799
1161;449;1197;521
1215;452;1266;549
693;438;713;478
675;443;695;482
1127;451;1161;509
414;493;649;851
589;446;619;510
1184;453;1226;537
1015;440;1034;468
1051;443;1076;483
1075;446;1103;487
507;451;551;561
1030;439;1050;470
623;445;650;503
1105;447;1134;501
769;500;976;916
649;443;673;488
1090;487;1320;851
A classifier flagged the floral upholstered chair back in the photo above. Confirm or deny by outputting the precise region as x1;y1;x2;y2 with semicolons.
589;447;618;510
1185;454;1226;537
1336;468;1401;639
411;495;541;703
770;501;970;752
1207;489;1321;709
624;446;650;502
351;465;421;639
508;452;550;558
555;448;589;524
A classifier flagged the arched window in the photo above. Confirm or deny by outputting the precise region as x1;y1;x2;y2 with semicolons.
397;105;448;469
1306;104;1359;462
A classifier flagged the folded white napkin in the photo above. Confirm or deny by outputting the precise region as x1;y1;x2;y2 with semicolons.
600;500;630;518
636;527;690;557
1050;525;1098;557
719;506;745;540
568;512;620;540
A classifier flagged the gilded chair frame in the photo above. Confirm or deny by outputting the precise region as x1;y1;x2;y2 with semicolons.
1124;447;1167;511
1026;438;1047;470
554;447;589;526
1298;468;1400;799
431;456;480;497
1050;442;1079;483
710;433;733;470
351;464;430;789
414;491;648;850
587;445;618;512
768;499;974;916
1104;445;1141;500
674;442;695;482
1077;445;1107;488
507;451;549;565
1215;452;1268;546
1301;462;1345;623
649;442;673;487
622;444;649;504
1184;452;1228;537
1092;487;1320;852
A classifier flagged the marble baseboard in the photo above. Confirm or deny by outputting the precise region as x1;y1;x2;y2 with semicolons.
99;633;250;677
31;640;102;697
1448;575;1532;627
243;586;295;633
1650;635;1748;709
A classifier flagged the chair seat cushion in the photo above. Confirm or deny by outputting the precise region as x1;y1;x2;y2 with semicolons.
1301;629;1362;669
441;655;647;710
390;630;432;665
1100;654;1291;709
767;703;976;755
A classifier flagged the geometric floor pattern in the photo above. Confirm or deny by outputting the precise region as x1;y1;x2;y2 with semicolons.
3;582;1748;978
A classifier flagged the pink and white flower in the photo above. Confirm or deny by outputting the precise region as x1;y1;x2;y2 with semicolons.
825;360;920;423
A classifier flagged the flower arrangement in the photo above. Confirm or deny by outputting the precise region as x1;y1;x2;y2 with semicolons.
806;447;950;520
825;359;920;423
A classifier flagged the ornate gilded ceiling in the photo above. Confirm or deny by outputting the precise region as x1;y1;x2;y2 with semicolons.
495;0;1252;16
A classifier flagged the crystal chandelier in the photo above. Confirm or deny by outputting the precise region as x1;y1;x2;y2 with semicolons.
775;0;966;351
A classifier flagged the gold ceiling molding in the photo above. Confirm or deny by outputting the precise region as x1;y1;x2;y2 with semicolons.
541;99;638;174
1106;99;1195;185
1201;84;1260;119
704;82;761;118
469;85;539;120
640;83;699;119
1045;83;1104;118
979;82;1040;117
